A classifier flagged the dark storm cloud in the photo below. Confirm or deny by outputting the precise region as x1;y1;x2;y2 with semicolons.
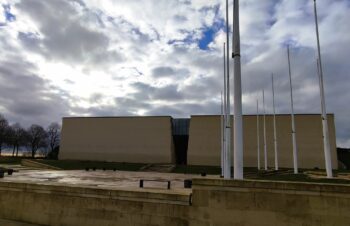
180;76;222;100
153;85;184;100
241;42;350;147
15;0;124;65
87;105;135;117
131;82;184;101
242;47;321;113
151;66;190;78
173;15;188;23
0;58;70;127
146;101;220;118
17;32;41;52
115;96;151;111
123;79;222;117
110;80;222;118
152;67;176;77
89;93;104;104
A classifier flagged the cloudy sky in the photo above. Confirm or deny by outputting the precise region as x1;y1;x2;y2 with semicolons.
0;0;349;147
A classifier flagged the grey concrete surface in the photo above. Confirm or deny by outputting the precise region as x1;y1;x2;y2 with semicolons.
0;169;198;191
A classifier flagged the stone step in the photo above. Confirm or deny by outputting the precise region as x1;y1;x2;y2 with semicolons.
0;219;42;226
142;164;175;173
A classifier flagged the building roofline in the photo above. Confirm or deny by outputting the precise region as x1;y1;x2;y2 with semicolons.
190;113;335;117
63;116;173;119
62;113;335;120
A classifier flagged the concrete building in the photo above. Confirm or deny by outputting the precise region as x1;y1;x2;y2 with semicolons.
60;114;338;169
59;116;175;163
187;114;338;169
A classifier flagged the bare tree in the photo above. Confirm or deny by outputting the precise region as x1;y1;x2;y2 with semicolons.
6;125;15;156
7;123;26;157
47;123;61;152
17;129;29;157
0;114;9;156
27;124;48;158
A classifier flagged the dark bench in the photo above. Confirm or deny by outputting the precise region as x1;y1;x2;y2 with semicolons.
0;168;17;178
139;179;171;189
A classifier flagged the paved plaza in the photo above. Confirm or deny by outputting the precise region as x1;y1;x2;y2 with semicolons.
0;165;199;192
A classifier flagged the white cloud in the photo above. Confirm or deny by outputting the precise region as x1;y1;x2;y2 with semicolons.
0;0;349;147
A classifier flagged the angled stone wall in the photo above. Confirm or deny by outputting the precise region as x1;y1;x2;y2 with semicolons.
187;114;338;169
59;116;175;164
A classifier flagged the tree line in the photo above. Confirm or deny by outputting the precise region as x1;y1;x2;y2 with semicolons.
0;114;61;158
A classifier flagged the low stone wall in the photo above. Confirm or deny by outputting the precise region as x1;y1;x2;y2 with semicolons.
191;178;350;226
0;182;194;226
0;179;350;226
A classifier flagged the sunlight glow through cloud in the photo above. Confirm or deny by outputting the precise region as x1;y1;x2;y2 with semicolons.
0;0;349;147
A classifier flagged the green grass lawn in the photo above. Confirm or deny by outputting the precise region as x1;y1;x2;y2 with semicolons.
172;165;259;175
172;165;221;175
250;172;350;184
173;165;350;184
0;156;26;164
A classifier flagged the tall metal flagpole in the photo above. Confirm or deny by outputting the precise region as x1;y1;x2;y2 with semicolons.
233;0;243;179
313;0;332;178
225;0;232;178
221;91;224;177
272;74;278;170
287;46;298;174
223;43;228;178
257;99;260;170
263;90;267;170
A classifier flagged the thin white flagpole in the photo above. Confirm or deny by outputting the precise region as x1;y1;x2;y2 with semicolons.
263;90;267;170
225;0;232;178
316;59;324;118
221;91;224;177
313;0;332;178
287;46;298;174
223;43;227;178
257;99;260;170
272;74;278;170
233;0;244;179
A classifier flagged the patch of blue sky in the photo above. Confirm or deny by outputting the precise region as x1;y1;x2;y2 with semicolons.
197;4;224;50
198;18;224;50
3;4;16;22
168;4;225;50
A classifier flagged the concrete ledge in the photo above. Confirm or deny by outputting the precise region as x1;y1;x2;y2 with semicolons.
1;178;350;225
192;178;350;194
0;218;42;226
191;178;350;225
0;181;191;205
0;181;193;226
